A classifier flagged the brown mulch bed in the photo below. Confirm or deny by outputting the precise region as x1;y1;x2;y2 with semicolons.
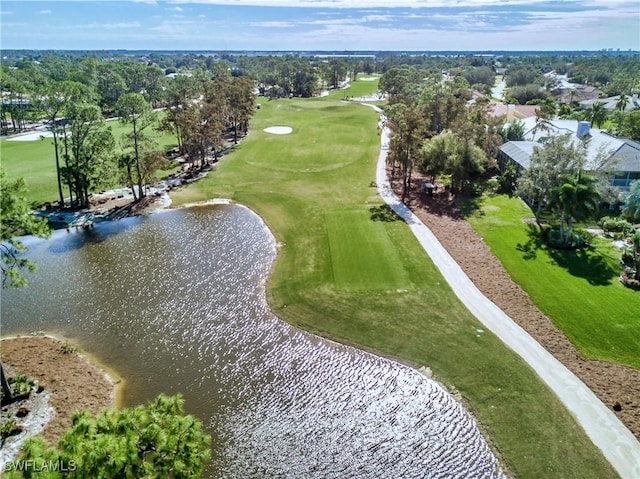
1;336;118;446
391;172;639;440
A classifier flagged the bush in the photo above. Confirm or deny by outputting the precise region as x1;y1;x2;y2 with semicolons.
542;226;590;249
599;216;633;235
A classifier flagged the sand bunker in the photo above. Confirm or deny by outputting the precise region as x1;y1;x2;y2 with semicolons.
7;131;54;141
264;126;292;135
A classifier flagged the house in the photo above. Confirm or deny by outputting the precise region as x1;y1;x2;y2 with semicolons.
579;93;640;112
497;119;640;191
486;103;539;120
555;85;601;104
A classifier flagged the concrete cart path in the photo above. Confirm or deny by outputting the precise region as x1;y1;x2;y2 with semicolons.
370;109;640;479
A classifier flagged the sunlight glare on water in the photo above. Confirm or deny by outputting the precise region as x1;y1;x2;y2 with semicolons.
1;205;505;478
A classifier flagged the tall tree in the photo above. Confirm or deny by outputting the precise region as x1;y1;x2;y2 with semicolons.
160;73;201;154
615;94;629;112
378;65;421;104
116;93;157;200
517;133;587;226
421;129;488;193
35;80;92;206
227;76;256;144
60;103;115;208
384;102;426;201
0;171;51;404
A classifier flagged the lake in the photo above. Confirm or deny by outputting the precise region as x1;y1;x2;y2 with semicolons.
1;204;505;478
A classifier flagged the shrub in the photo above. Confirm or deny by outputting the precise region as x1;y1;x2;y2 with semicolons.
599;216;633;235
542;226;590;249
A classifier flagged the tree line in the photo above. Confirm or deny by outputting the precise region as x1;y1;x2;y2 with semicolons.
377;62;639;263
2;60;257;209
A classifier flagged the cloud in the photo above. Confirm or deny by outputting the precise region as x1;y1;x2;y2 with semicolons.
249;20;296;27
39;10;52;14
166;0;582;7
0;10;12;15
86;21;142;29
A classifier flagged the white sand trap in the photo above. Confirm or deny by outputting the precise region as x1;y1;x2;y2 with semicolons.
264;126;292;135
7;131;54;141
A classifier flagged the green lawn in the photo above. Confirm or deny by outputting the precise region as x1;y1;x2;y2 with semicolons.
325;209;408;290
466;194;640;368
1;111;177;206
169;94;617;478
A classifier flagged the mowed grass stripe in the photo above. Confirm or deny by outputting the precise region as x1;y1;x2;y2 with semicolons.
325;210;407;290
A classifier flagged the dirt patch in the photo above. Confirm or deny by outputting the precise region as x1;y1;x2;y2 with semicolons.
1;336;119;446
390;171;640;440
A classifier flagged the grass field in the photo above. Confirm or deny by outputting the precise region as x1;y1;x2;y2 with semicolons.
1;111;177;206
466;194;640;368
169;88;617;477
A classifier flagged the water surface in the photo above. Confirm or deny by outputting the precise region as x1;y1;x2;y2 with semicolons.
1;205;505;478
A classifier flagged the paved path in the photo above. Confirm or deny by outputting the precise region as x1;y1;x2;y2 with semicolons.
370;108;640;479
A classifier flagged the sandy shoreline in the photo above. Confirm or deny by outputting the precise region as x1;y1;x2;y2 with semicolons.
1;335;120;448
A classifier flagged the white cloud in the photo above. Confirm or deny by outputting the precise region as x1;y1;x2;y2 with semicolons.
249;20;296;27
86;21;142;29
39;10;52;14
0;10;12;15
166;0;580;7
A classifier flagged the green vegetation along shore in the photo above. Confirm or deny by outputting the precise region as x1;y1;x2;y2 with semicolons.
169;88;617;477
466;194;640;369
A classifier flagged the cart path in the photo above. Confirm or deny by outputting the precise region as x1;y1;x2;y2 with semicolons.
371;108;640;479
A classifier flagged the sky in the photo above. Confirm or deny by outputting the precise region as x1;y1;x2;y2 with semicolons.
1;0;639;52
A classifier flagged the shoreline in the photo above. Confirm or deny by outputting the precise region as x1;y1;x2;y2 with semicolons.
0;334;121;449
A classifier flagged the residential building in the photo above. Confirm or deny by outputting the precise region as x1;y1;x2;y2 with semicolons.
497;119;640;191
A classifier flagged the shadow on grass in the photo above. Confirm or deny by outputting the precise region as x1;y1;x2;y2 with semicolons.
456;197;482;219
369;204;402;222
516;224;544;261
517;225;618;285
547;246;618;286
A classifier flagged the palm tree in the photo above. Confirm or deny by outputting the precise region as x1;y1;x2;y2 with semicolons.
548;169;600;247
587;102;607;128
615;94;629;112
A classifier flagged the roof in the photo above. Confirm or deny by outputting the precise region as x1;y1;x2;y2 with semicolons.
486;102;539;120
579;94;640;112
499;141;540;169
614;141;640;172
518;118;635;170
500;119;640;175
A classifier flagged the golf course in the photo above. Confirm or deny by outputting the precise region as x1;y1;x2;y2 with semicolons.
168;85;617;477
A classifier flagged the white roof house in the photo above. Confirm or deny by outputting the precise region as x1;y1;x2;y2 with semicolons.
498;119;640;191
579;94;640;112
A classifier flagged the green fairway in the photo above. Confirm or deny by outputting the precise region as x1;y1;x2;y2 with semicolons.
466;194;640;368
0;136;60;205
170;96;617;478
325;209;408;290
1;111;177;206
